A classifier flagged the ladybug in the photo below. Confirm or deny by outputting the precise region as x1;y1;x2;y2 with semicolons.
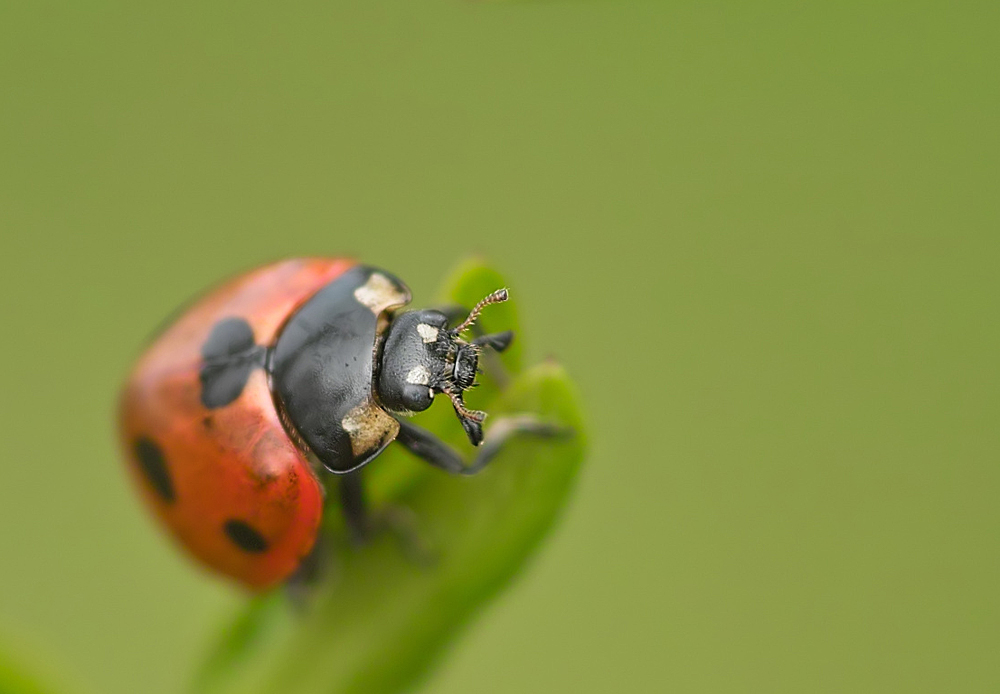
119;259;553;590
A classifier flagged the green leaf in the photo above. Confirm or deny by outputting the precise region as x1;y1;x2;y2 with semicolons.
194;260;586;694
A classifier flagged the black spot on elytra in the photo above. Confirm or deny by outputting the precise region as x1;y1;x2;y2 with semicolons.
133;437;175;503
223;519;269;553
199;317;266;409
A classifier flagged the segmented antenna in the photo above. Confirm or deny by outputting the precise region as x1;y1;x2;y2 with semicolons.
452;288;509;336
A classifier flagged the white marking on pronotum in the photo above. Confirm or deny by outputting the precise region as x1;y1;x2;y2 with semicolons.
416;323;439;343
406;365;431;385
354;272;408;314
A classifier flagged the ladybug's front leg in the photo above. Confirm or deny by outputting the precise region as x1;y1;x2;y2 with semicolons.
394;416;566;476
338;471;372;545
338;469;436;564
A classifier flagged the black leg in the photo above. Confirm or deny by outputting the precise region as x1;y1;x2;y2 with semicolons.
395;416;567;476
471;330;513;352
337;469;435;562
285;530;331;606
339;470;370;544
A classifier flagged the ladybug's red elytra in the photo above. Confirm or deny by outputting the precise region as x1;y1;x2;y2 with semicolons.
120;259;556;590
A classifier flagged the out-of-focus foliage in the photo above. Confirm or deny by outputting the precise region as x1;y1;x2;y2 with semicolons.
0;650;58;694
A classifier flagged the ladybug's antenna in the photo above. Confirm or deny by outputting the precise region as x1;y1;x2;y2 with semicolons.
452;288;509;336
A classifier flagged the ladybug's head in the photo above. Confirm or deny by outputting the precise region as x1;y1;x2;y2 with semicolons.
376;289;512;446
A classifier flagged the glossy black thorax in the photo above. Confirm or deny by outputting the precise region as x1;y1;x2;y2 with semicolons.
269;265;410;473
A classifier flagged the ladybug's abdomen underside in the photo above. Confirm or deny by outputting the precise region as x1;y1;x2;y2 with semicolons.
119;258;353;590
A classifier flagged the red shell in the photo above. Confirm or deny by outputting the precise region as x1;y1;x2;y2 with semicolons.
119;258;354;590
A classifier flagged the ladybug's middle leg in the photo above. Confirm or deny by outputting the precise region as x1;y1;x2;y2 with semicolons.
286;471;370;599
339;469;436;564
339;470;371;545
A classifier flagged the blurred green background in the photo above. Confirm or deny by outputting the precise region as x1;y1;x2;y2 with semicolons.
1;1;997;692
